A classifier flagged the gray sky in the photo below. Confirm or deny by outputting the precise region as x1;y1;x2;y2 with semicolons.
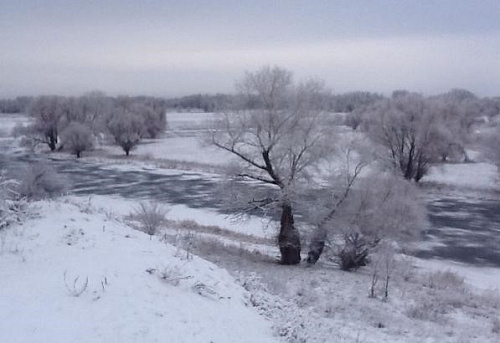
1;0;500;98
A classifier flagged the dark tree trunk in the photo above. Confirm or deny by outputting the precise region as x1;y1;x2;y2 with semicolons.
125;149;130;156
306;225;327;264
414;153;427;183
403;145;415;180
278;201;301;265
48;133;57;151
76;151;81;158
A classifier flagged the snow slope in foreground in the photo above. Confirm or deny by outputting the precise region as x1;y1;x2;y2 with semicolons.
0;199;278;343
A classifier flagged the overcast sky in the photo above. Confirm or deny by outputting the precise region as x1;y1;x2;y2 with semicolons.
1;0;500;98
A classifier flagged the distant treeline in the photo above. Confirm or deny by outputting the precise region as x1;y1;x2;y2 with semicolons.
0;97;33;113
2;90;500;116
163;91;386;113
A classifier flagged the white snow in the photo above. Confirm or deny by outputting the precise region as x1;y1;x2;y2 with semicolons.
73;195;274;239
412;257;500;292
98;111;234;166
0;199;278;343
425;162;499;189
0;113;30;137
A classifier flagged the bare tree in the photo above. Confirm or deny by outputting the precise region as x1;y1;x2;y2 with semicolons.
344;108;365;130
133;102;167;138
75;91;113;134
429;89;483;162
28;96;66;151
363;93;442;182
211;66;333;265
60;122;94;158
107;109;145;156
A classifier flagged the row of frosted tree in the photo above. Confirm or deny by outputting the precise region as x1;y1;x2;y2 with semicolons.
15;92;167;157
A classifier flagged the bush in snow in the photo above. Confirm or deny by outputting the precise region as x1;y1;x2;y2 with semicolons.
337;233;370;271
17;162;68;200
60;122;94;158
308;172;427;265
130;201;168;238
0;174;29;231
424;270;466;291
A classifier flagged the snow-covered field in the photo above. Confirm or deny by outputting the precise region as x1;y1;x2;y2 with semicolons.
0;113;30;138
100;112;234;167
2;112;500;342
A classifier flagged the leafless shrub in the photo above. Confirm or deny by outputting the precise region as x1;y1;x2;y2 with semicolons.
368;266;379;299
173;232;196;260
130;201;168;238
64;271;89;297
337;233;369;271
367;244;396;300
405;269;477;322
405;299;445;322
17;162;68;200
424;270;466;291
0;175;26;231
73;196;95;214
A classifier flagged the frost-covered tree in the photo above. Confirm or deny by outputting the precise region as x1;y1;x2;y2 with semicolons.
363;93;442;182
307;170;427;265
28;96;67;151
430;89;483;162
107;108;145;156
344;107;365;130
133;102;167;138
72;91;112;133
211;66;333;265
60;122;94;158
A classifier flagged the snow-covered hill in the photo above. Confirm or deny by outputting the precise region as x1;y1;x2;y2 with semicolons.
0;199;278;343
